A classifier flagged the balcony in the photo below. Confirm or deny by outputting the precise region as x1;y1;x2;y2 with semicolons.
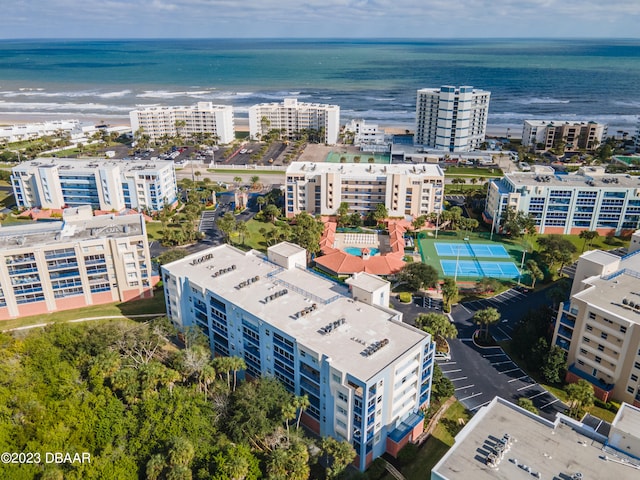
559;314;575;329
555;337;570;351
557;325;573;339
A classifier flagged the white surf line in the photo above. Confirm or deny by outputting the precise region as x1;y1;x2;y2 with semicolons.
449;377;468;382
517;383;538;391
458;392;483;402
498;367;522;375
528;390;547;400
490;360;514;366
441;369;462;374
540;398;560;409
470;400;492;411
483;353;506;358
454;384;475;391
508;375;530;383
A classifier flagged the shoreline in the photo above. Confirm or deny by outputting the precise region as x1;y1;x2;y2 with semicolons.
0;112;522;140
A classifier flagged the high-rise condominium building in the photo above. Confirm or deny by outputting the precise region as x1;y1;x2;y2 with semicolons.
285;162;444;218
522;120;607;151
432;396;640;480
161;242;435;470
415;86;490;152
0;206;153;320
552;232;640;405
129;102;235;144
11;158;177;212
248;98;340;145
484;165;640;235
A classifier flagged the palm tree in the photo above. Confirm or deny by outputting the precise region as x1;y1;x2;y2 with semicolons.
256;196;266;211
473;307;500;341
229;356;246;391
579;230;600;252
526;259;543;288
250;175;260;190
233;176;243;187
282;403;297;442
441;278;458;312
294;394;310;430
236;221;248;246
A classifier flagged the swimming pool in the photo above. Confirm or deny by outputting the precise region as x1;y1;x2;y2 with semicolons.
344;247;380;257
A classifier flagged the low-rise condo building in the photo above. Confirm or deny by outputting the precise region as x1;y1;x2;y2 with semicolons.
485;165;640;235
129;102;235;144
285;161;444;218
161;242;435;470
248;98;340;145
522;120;607;151
415;86;490;152
0;206;152;320
432;396;640;480
552;232;640;405
0;120;82;143
344;119;386;146
11;157;177;212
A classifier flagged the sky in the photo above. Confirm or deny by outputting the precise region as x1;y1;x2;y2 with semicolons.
3;0;640;39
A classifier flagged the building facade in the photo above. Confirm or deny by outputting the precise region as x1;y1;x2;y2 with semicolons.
0;120;82;143
552;234;640;405
484;165;640;235
248;98;340;145
285;162;444;218
161;242;435;470
344;119;386;146
11;158;177;212
129;102;235;144
522;120;607;151
432;396;640;480
0;207;153;321
415;86;490;152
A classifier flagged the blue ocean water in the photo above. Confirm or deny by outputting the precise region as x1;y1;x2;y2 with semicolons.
0;38;638;132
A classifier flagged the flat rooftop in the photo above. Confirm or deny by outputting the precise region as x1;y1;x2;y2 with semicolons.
13;157;174;173
433;397;639;480
573;251;640;324
503;170;640;189
0;214;145;249
612;403;640;440
286;161;444;177
165;245;428;381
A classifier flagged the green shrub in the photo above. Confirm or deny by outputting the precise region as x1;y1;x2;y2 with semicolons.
397;443;418;465
399;292;412;303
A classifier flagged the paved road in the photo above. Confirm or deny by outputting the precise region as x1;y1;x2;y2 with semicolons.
440;288;568;421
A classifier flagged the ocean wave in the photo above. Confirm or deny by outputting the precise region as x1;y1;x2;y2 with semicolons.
96;90;132;99
611;100;640;108
0;100;133;112
513;97;571;105
341;109;415;121
137;89;216;99
363;96;396;102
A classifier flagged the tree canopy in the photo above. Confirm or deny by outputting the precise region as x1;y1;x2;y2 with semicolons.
398;262;439;291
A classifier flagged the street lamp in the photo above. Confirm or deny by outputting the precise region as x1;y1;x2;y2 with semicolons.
490;205;499;241
454;245;461;282
435;210;441;239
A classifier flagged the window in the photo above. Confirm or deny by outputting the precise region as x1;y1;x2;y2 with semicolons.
337;391;347;402
580;348;587;355
583;337;590;343
586;325;593;331
601;332;608;340
635;362;640;370
620;325;627;333
595;356;602;363
631;374;638;382
588;312;596;320
628;386;635;394
332;374;341;383
598;345;605;352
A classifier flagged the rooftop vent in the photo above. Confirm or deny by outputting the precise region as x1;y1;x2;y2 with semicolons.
211;264;236;278
295;303;317;318
264;289;288;303
361;338;389;357
319;317;346;335
235;275;260;290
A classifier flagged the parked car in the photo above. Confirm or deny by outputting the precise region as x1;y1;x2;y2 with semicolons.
434;351;451;361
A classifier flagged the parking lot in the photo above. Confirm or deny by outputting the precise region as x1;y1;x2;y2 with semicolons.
439;342;568;420
459;288;529;341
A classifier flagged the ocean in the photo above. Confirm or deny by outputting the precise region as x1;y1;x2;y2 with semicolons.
0;38;639;134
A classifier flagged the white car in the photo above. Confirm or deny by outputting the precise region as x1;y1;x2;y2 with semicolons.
434;351;451;361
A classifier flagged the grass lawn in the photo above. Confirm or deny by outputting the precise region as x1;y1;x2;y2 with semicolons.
145;221;165;241
444;166;503;176
389;401;470;480
1;289;166;331
444;184;488;194
229;218;275;251
207;168;285;175
534;233;629;259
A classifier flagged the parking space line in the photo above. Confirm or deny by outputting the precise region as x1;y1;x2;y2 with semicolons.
441;369;462;373
528;391;547;400
517;383;538;391
439;361;456;365
458;392;483;402
540;398;560;409
491;360;514;366
508;375;530;383
449;377;468;382
454;384;475;391
470;400;492;411
483;353;506;358
459;304;472;314
497;328;512;340
498;367;522;375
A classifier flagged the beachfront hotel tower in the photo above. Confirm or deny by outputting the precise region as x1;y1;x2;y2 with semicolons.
552;232;640;406
129;102;235;144
0;206;153;321
161;242;435;470
415;86;490;152
248;97;340;145
284;161;444;219
11;157;177;213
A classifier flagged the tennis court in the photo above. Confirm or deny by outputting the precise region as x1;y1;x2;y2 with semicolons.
435;242;510;258
440;260;520;279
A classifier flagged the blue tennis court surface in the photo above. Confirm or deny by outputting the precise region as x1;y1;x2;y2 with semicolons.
435;242;510;258
440;260;520;279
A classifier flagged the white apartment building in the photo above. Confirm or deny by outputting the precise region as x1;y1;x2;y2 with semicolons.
161;242;435;471
11;158;178;212
344;119;386;146
522;120;607;151
553;232;640;405
485;165;640;235
0;206;153;321
0;120;82;143
415;86;490;152
248;98;340;145
432;396;640;480
129;102;235;144
285;162;444;218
